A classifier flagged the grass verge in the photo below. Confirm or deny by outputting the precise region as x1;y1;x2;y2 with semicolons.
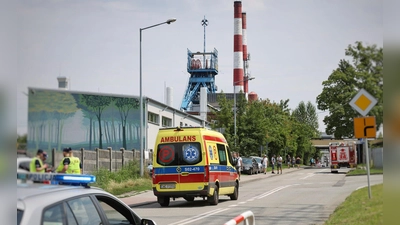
324;183;383;225
347;165;383;176
91;160;152;196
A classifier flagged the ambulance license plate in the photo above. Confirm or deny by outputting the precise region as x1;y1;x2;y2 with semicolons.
160;184;176;189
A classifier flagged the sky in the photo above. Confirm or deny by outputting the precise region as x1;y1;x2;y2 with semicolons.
13;0;383;135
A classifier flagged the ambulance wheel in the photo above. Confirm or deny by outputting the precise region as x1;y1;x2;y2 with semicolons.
208;186;219;205
229;182;239;200
158;196;170;207
184;196;195;201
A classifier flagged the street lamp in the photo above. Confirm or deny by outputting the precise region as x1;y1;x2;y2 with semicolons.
139;18;176;176
233;76;255;148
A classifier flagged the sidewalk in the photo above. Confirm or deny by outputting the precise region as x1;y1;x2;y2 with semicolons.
120;166;304;207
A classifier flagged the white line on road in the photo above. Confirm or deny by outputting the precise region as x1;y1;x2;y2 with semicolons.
299;174;315;179
256;185;292;199
167;208;229;225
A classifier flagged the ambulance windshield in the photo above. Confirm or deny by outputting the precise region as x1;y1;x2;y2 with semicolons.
157;142;202;166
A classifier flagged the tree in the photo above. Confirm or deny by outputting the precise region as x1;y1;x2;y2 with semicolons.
292;101;319;138
114;97;139;149
316;42;383;138
81;95;113;149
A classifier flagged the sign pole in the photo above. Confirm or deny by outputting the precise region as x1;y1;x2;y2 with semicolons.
364;138;372;199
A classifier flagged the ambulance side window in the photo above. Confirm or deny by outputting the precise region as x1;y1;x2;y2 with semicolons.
226;145;235;166
217;144;227;166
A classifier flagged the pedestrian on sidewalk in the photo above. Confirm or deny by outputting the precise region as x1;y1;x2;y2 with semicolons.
287;154;291;169
292;156;296;168
277;154;283;174
296;156;301;169
234;152;243;180
271;155;276;174
262;155;268;174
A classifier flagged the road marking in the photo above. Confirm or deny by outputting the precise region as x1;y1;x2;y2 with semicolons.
167;208;229;225
256;185;291;199
238;201;246;204
299;174;315;179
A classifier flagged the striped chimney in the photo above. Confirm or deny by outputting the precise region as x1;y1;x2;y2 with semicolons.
233;1;244;93
242;12;248;93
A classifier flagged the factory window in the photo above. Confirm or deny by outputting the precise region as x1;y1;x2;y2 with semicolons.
180;122;183;127
162;116;172;127
148;112;159;125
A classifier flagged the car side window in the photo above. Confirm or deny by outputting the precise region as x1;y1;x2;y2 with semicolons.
67;196;102;225
95;195;140;225
217;143;227;165
42;203;64;225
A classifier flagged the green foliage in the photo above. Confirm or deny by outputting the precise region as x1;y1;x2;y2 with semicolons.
213;91;316;162
317;42;383;138
92;160;142;187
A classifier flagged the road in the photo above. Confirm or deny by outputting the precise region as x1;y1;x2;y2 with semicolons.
132;168;383;225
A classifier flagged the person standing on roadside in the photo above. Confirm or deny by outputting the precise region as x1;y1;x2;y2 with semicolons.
262;155;268;174
29;149;48;173
277;154;283;174
56;148;82;174
271;155;276;174
287;154;291;168
236;152;243;180
296;156;301;169
292;156;296;168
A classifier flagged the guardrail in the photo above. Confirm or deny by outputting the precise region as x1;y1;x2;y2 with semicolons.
223;210;255;225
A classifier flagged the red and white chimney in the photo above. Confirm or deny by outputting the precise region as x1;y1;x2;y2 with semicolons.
233;1;244;93
242;12;248;93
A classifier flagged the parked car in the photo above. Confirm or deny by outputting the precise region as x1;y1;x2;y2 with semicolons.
17;157;31;173
241;157;259;175
250;156;264;173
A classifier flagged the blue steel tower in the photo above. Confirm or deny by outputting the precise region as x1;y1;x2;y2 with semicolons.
180;16;218;111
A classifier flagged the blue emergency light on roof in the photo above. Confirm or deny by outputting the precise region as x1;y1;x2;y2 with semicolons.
17;172;96;186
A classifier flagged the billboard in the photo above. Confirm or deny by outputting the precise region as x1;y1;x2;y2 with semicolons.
27;88;143;154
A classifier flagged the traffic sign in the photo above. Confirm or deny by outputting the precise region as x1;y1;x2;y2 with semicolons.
353;116;376;138
349;89;378;116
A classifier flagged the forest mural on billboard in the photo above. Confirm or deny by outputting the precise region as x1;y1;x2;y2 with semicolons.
27;89;142;154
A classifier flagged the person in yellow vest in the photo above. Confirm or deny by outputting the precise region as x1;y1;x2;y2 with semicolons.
56;148;82;174
29;149;48;173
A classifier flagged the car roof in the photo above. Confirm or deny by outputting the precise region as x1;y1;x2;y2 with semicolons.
17;183;106;204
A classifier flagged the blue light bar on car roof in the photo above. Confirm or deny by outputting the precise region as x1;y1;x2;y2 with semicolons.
17;173;96;185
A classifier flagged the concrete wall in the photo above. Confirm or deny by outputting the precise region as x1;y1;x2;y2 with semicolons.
51;148;153;174
371;148;383;169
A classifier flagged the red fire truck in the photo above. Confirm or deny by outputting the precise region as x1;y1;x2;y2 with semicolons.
329;141;357;173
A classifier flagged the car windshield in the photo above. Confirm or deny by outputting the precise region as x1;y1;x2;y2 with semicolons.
253;158;261;163
242;158;252;164
17;210;23;225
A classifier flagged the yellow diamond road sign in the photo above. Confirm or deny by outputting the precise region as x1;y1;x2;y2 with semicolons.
349;89;377;116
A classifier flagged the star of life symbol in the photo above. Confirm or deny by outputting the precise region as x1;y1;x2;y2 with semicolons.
184;145;199;163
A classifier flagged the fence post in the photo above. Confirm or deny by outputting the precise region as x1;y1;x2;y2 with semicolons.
52;148;56;168
120;148;125;167
108;147;112;172
95;148;99;171
80;148;84;174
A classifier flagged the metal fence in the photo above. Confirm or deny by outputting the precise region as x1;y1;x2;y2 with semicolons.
51;147;153;174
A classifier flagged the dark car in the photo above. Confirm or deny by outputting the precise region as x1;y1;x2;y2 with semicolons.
241;157;259;175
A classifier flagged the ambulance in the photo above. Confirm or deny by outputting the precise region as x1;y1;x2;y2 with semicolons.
329;141;357;173
152;127;239;207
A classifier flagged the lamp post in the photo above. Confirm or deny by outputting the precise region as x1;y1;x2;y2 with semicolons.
139;18;176;176
233;76;255;148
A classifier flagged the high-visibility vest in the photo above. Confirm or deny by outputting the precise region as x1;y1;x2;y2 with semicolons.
56;157;81;174
30;157;44;173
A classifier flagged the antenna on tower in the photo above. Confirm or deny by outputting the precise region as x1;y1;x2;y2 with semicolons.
201;16;208;66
